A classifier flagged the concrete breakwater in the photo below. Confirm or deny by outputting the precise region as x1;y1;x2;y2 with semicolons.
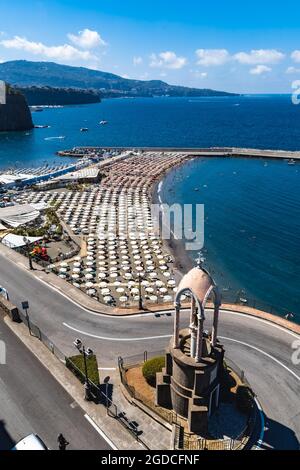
57;146;300;160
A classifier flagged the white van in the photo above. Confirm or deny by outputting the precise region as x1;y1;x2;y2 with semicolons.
13;434;48;450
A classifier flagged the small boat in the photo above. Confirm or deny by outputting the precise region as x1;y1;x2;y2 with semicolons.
288;159;296;165
44;136;66;141
80;128;89;132
99;120;108;125
34;125;50;129
31;106;44;112
194;188;200;192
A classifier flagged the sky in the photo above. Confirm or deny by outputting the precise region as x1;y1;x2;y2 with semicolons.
1;0;300;93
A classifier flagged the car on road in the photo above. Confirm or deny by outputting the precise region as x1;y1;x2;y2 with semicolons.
13;434;48;450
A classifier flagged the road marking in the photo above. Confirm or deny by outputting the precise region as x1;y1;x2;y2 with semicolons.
99;367;117;371
220;336;300;382
84;414;118;450
63;322;172;341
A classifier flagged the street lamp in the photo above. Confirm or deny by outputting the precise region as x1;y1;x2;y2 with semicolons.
73;338;94;401
136;272;143;311
23;236;33;270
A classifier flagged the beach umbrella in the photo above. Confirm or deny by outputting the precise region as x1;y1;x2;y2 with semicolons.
87;289;97;296
104;296;113;304
149;295;158;302
119;296;128;303
146;287;154;294
85;273;94;280
101;288;111;295
85;282;95;288
73;268;81;274
160;287;168;294
163;272;171;278
116;287;125;294
99;281;108;288
163;295;173;302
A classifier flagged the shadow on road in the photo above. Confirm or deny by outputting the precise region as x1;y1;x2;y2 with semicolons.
262;415;299;450
0;419;15;450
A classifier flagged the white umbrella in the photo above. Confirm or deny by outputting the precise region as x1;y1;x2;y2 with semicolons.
101;288;111;295
85;282;95;288
160;287;168;294
85;274;94;280
146;287;154;293
119;296;128;303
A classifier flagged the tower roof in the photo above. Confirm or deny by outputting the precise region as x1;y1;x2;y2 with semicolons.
176;266;217;306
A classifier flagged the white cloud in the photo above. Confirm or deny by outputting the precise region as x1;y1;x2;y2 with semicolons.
150;51;187;69
133;56;143;66
250;65;272;75
286;66;300;74
67;29;107;49
291;50;300;63
0;35;98;64
235;49;284;65
195;49;229;67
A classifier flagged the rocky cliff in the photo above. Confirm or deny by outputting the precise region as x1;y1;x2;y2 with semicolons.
0;87;33;132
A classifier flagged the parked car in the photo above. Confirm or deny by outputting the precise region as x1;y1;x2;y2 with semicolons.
12;434;48;450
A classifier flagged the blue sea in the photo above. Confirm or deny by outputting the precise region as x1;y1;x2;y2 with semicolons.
0;95;299;320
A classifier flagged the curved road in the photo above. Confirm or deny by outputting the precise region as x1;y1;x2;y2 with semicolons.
0;253;299;450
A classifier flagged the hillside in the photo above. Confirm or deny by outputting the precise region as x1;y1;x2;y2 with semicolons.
0;60;239;98
0;84;33;132
17;86;101;105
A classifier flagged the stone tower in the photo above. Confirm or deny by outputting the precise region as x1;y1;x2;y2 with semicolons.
156;260;224;434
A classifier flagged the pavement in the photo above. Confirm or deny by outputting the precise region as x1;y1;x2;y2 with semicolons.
0;246;299;450
0;318;113;451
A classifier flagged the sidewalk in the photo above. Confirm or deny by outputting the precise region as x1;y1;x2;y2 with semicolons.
3;315;172;450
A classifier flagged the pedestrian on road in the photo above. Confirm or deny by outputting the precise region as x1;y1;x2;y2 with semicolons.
57;434;69;451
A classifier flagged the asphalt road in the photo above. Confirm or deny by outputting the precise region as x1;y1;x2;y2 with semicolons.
0;319;112;450
0;253;299;450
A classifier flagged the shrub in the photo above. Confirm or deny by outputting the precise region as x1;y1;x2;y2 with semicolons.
66;354;100;385
236;385;254;414
142;356;165;387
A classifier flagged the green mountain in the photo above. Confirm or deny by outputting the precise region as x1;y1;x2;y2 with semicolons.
17;86;101;106
0;60;239;98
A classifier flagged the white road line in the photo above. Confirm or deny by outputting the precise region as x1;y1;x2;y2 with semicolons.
99;367;117;371
220;336;300;382
84;414;118;450
63;322;172;341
